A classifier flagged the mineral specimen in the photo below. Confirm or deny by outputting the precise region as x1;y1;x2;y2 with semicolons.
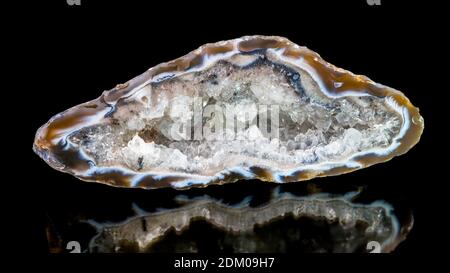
33;35;424;189
87;191;410;253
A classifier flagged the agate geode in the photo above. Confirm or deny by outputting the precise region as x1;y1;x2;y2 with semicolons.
33;36;424;189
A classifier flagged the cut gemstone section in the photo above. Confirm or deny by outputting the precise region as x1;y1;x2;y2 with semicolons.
33;36;424;189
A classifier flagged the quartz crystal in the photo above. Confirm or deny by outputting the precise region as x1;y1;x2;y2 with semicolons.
33;36;424;189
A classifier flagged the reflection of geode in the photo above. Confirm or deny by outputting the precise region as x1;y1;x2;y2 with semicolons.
87;191;412;253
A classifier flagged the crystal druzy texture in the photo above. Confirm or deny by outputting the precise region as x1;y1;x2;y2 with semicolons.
33;36;424;189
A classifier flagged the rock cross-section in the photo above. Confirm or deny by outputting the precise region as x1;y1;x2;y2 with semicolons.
33;36;424;189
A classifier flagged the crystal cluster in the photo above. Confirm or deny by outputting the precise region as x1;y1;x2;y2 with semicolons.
33;36;424;189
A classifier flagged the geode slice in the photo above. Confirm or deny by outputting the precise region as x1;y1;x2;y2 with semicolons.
33;36;424;189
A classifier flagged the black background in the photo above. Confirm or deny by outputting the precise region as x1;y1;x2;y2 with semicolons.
19;0;446;269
